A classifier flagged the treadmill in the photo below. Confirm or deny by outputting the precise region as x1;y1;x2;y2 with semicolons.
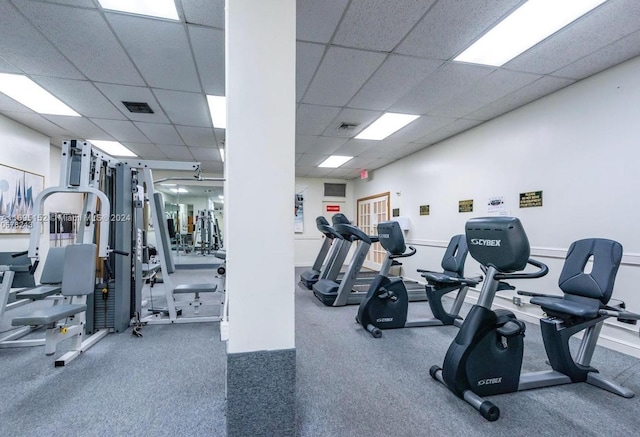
300;214;378;290
313;222;428;307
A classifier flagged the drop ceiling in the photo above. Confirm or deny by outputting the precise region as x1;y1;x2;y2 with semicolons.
1;0;639;179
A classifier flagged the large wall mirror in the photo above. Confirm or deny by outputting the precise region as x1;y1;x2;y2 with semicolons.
154;181;224;266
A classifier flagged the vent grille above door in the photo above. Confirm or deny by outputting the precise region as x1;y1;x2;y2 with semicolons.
324;183;346;197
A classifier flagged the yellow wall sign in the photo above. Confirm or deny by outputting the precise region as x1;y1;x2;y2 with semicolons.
519;191;543;208
458;199;473;213
419;205;430;216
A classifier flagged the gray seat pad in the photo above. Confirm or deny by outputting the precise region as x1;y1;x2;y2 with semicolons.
530;296;600;318
174;283;217;294
16;285;61;300
12;304;87;326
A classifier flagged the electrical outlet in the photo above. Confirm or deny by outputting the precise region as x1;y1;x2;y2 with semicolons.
512;296;522;306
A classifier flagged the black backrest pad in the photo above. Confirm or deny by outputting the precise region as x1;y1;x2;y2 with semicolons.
377;221;406;255
332;214;350;225
333;223;371;244
465;217;530;272
558;238;622;304
441;234;467;276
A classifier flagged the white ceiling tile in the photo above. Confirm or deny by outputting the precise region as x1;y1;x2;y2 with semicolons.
296;104;341;135
349;55;443;111
176;126;216;147
157;145;194;160
417;118;484;145
358;141;418;158
397;0;523;60
32;77;126;119
387;115;456;142
45;0;97;7
367;157;400;170
295;135;349;154
0;1;84;79
390;62;495;114
0;94;36;113
505;0;640;74
89;119;149;142
332;139;377;157
153;89;210;127
198;160;224;173
94;83;170;123
302;47;386;106
0;56;21;74
467;76;575;121
180;0;225;28
14;2;144;85
296;154;329;167
0;111;71;137
297;42;325;101
135;123;184;145
430;69;541;118
553;30;640;80
189;146;220;161
299;166;336;178
322;108;382;138
327;168;359;179
334;0;435;51
189;26;225;96
297;0;349;43
106;13;200;92
42;116;110;140
122;143;167;160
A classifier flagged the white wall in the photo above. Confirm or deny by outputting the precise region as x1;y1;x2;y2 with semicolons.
294;177;355;266
353;55;640;357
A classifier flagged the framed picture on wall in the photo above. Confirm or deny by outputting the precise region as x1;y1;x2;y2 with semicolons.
0;164;45;234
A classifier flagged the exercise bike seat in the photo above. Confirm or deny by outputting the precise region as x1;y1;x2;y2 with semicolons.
530;295;601;319
420;271;460;283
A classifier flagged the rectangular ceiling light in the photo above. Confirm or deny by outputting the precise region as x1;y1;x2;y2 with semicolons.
454;0;609;66
355;113;419;141
0;73;80;116
207;95;227;129
90;140;137;157
318;155;353;168
170;188;188;193
98;0;179;20
219;148;225;162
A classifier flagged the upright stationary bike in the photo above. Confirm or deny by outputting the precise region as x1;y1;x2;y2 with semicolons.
357;221;481;337
430;216;640;421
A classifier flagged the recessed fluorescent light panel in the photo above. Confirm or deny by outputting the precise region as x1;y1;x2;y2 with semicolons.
98;0;179;20
355;113;419;141
207;95;227;129
219;148;225;162
0;73;80;116
318;155;353;168
170;188;188;193
454;0;608;66
89;140;137;157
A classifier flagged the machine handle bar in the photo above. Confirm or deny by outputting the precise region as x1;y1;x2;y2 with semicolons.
494;258;548;280
390;246;417;259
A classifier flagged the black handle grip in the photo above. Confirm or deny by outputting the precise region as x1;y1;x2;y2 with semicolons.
390;246;417;259
29;260;39;275
11;251;28;258
111;250;129;256
495;258;548;280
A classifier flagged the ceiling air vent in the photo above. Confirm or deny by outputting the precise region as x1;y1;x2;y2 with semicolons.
122;101;154;114
337;122;358;131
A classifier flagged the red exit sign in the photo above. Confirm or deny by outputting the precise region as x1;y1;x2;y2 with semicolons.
326;205;341;212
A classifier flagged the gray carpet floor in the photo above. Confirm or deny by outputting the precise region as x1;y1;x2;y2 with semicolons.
2;267;640;436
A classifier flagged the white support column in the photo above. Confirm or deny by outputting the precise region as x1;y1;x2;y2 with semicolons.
225;0;296;435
